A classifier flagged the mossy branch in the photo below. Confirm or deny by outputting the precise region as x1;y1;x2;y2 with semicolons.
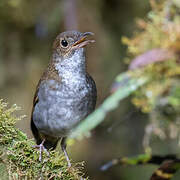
0;100;86;180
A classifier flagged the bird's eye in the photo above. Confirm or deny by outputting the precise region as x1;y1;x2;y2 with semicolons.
61;39;68;47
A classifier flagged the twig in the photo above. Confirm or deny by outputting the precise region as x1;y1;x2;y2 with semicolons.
100;154;177;171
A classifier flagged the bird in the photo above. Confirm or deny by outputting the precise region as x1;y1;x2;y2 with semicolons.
31;30;97;167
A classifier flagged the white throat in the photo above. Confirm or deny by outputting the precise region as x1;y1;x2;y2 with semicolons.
54;48;86;83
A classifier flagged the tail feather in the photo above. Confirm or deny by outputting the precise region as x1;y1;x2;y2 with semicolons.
43;139;59;150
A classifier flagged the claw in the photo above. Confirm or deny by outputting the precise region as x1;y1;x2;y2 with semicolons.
32;139;49;161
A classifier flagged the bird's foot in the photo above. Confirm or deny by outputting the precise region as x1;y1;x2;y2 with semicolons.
63;149;71;168
32;139;49;161
61;137;71;168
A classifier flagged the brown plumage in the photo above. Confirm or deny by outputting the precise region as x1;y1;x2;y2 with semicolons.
31;30;96;166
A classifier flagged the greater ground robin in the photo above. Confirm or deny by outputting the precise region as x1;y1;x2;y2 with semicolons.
31;30;97;166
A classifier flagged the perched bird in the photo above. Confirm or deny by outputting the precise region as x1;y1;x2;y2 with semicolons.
31;30;97;166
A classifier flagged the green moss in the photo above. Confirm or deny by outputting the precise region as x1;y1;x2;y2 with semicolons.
0;100;86;179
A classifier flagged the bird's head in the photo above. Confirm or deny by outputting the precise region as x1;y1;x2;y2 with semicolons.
52;30;95;59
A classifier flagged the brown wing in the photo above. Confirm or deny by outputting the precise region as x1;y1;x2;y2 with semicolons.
31;79;59;149
30;80;42;145
30;60;61;146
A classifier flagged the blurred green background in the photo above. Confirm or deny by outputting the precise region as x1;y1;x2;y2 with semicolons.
1;0;179;179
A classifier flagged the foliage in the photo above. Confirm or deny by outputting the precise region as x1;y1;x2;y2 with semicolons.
0;100;85;180
70;0;180;153
123;0;180;149
124;0;180;112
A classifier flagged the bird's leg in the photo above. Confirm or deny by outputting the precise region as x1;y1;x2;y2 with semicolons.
61;137;71;167
32;139;49;161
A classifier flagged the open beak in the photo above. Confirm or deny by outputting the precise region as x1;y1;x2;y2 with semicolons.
72;32;95;50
